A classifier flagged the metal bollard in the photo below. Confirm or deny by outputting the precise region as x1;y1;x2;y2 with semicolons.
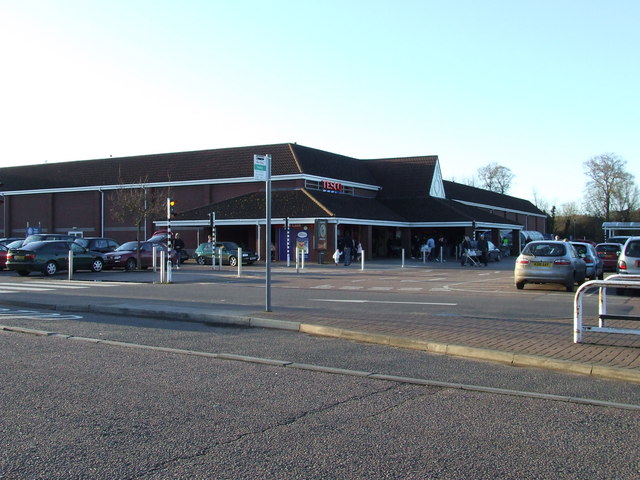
402;249;405;268
237;248;242;276
361;250;365;270
160;250;166;283
68;250;74;280
152;245;157;272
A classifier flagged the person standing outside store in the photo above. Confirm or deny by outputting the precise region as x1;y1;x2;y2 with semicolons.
343;232;353;266
174;233;185;269
477;234;489;266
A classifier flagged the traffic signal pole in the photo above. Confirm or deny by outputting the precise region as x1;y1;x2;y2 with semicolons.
166;197;175;283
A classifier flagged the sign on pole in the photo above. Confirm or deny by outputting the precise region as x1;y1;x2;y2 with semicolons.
254;154;272;312
254;155;268;181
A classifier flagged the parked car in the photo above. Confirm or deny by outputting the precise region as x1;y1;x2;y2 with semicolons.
147;231;189;263
466;240;501;262
6;240;105;276
514;240;586;292
22;233;77;246
74;237;120;253
104;241;176;270
617;237;640;275
4;240;24;250
195;241;258;266
570;241;604;280
0;237;24;245
0;243;7;270
595;243;621;272
607;236;630;245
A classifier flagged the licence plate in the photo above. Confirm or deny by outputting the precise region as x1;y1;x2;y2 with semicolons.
13;255;24;261
532;261;552;267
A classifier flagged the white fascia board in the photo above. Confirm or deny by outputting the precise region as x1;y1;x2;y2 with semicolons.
1;174;381;196
157;218;522;230
452;199;546;218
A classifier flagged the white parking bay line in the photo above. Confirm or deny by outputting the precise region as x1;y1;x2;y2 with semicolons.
0;282;87;290
312;299;457;306
311;285;334;289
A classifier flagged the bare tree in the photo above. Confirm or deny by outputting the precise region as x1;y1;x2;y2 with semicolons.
476;163;515;194
583;153;635;221
110;175;168;269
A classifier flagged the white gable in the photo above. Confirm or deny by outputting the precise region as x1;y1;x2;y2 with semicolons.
429;159;446;198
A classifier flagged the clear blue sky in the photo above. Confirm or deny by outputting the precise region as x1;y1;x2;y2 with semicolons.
1;0;638;210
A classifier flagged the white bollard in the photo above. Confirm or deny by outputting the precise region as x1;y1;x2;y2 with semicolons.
237;248;242;276
68;250;74;280
360;250;365;270
160;250;166;283
152;245;157;272
402;249;405;268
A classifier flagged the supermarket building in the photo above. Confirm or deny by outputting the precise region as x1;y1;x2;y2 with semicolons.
0;143;546;261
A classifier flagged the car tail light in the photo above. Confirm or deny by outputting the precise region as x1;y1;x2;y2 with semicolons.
517;259;530;265
584;256;594;264
618;261;627;271
554;259;571;266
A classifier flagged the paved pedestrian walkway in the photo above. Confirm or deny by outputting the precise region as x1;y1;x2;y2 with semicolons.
1;257;639;384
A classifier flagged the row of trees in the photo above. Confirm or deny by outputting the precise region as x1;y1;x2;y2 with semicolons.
465;153;639;242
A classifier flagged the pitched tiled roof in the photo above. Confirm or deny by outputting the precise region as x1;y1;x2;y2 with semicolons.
0;144;299;191
380;197;521;225
444;181;544;215
0;143;382;192
177;189;406;222
364;156;439;198
290;144;379;185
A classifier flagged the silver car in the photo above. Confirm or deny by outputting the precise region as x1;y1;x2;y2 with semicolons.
514;240;587;292
617;236;640;275
570;241;604;280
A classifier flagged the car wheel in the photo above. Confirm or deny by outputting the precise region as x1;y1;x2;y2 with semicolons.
125;258;136;271
565;281;575;292
597;272;604;280
197;256;206;265
229;256;238;267
495;253;501;262
91;258;104;272
17;270;30;277
516;281;525;290
44;261;58;276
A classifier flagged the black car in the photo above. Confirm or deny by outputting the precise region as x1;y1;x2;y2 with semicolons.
22;233;77;246
74;237;120;253
7;241;105;276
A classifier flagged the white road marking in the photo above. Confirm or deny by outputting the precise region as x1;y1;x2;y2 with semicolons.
312;299;457;306
0;285;56;292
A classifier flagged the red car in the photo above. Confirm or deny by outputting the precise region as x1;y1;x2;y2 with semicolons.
104;241;176;271
595;242;621;272
0;244;7;270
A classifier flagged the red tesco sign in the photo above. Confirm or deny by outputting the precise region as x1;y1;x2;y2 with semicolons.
322;180;343;193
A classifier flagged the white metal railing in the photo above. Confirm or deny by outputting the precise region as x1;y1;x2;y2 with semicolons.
574;275;640;343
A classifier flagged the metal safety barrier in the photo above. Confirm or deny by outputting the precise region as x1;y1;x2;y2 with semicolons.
574;275;640;343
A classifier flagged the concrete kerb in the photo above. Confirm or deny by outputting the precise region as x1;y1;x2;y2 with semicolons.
2;298;640;383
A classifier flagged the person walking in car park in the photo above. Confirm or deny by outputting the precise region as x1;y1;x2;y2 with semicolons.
343;232;353;266
460;235;472;266
426;236;435;261
332;247;341;266
477;234;489;266
174;233;185;269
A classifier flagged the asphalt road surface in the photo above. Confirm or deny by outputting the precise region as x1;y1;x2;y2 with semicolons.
1;309;639;479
